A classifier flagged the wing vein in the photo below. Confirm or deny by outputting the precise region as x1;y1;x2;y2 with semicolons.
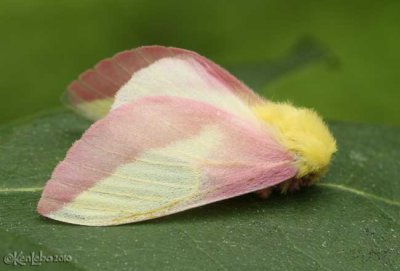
63;160;194;189
53;178;166;202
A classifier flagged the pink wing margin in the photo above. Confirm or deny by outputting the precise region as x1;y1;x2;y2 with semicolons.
37;96;297;226
66;46;263;110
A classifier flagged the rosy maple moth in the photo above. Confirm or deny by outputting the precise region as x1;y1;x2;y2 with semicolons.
37;46;336;226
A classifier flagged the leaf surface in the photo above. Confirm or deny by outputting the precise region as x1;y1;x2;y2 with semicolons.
0;110;399;271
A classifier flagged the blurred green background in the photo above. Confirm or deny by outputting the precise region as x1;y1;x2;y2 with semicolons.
0;0;399;125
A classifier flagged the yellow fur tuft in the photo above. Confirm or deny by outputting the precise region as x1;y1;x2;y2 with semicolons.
252;102;337;179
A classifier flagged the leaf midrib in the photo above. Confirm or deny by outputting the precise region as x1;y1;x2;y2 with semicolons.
2;183;399;207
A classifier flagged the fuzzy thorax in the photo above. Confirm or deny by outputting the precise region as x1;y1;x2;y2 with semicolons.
252;102;337;179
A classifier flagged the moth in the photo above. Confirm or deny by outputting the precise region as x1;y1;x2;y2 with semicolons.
37;46;337;226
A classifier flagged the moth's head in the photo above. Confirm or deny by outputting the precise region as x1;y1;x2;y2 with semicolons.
252;102;337;181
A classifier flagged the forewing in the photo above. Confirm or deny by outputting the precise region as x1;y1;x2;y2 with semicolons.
66;46;263;121
37;97;296;226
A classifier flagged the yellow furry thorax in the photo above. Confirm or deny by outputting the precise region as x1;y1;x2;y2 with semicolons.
252;102;337;180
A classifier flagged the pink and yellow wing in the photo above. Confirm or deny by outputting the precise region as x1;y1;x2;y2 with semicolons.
38;97;297;226
66;46;263;121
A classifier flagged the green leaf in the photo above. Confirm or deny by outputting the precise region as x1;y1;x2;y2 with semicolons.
0;110;399;271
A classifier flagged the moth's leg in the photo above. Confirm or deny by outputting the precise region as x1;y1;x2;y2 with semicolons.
255;188;273;199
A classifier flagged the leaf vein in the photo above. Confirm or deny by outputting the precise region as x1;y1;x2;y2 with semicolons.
318;183;400;207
